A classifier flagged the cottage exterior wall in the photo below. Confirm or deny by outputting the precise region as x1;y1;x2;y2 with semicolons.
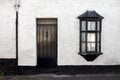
18;0;120;66
0;0;16;58
1;0;120;66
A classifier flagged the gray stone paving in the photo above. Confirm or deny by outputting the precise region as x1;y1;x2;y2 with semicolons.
0;74;120;80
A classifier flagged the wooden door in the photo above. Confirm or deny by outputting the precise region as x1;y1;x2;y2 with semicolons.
37;18;57;68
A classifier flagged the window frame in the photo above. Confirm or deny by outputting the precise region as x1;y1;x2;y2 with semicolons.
80;20;102;54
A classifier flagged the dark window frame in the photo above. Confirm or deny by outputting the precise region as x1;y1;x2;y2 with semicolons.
80;19;102;54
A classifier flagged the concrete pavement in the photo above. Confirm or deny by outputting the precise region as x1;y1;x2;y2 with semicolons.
0;74;120;80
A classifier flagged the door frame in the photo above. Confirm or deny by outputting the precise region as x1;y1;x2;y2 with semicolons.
36;18;58;67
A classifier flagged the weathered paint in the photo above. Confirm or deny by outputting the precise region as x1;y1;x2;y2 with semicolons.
0;0;16;58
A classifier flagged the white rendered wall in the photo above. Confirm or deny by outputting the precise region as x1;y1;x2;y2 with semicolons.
18;0;120;66
0;0;16;58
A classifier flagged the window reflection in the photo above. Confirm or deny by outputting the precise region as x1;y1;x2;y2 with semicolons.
87;43;95;51
87;33;95;42
81;43;85;52
81;21;86;31
81;33;86;41
88;22;95;30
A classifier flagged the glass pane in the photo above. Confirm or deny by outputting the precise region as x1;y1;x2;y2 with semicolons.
81;43;86;52
81;21;86;31
87;43;95;51
87;33;95;42
97;21;100;31
88;21;96;30
81;33;86;41
97;43;100;53
97;33;100;41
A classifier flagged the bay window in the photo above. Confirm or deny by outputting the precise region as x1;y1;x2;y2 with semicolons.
78;11;104;61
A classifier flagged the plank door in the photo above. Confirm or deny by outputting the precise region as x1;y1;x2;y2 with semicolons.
37;18;57;68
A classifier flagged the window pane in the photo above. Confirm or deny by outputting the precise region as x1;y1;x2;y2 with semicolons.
87;33;95;42
88;21;96;30
97;43;100;53
87;43;95;51
81;33;86;41
97;21;100;31
81;43;86;52
81;21;86;31
97;33;100;41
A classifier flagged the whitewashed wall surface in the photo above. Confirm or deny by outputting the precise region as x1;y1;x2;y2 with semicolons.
0;0;120;66
0;0;16;58
18;0;120;66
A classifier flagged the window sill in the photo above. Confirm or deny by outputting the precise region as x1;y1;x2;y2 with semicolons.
78;52;103;61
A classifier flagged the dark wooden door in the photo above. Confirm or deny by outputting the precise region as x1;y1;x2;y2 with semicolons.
37;18;57;68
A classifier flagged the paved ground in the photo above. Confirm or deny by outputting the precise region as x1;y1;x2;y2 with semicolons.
0;74;120;80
